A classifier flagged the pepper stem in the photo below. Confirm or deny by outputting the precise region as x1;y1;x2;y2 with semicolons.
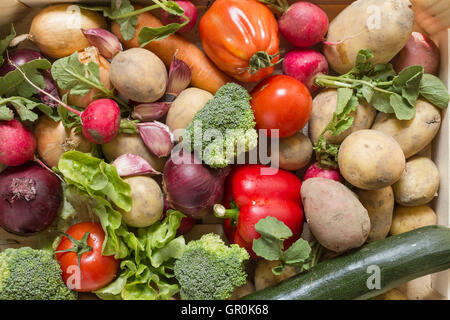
213;204;240;222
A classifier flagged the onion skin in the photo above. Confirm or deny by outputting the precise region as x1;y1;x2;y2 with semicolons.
0;162;63;236
163;153;230;218
29;4;107;58
35;116;92;168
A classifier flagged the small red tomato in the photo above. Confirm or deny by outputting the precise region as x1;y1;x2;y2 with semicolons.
55;222;119;292
251;75;312;138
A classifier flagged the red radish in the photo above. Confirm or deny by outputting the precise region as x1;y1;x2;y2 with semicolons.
303;162;342;182
0;120;36;167
275;1;329;47
283;49;328;93
392;32;440;75
161;1;198;33
81;99;121;144
0;162;63;236
177;216;196;235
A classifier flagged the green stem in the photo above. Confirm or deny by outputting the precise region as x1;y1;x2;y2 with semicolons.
247;51;283;75
258;0;289;12
112;4;160;19
316;74;394;95
55;232;93;279
213;204;240;222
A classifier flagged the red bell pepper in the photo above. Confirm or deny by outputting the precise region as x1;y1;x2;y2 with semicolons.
216;164;304;258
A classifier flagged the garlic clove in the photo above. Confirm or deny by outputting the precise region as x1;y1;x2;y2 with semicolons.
138;121;174;158
166;55;192;98
132;102;171;122
113;153;161;177
82;28;123;60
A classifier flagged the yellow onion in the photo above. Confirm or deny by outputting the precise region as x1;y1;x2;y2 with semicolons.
35;115;93;168
58;46;112;109
26;4;107;58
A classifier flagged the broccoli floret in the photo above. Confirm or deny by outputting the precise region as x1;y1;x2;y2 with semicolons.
0;247;77;300
183;83;258;168
174;233;249;300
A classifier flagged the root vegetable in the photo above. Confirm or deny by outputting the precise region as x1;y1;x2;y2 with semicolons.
338;130;405;190
112;9;231;94
166;87;213;134
35;116;92;168
356;186;394;243
254;259;297;291
277;132;313;171
0;119;36;167
102;133;166;172
0;162;63;236
390;205;437;236
301;177;371;253
303;162;342;182
18;4;107;58
392;32;440;75
110;48;168;103
119;176;164;228
392;157;440;206
282;49;328;93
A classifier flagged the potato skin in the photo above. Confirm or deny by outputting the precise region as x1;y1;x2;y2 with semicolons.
393;157;440;206
102;133;166;172
356;186;394;242
338;130;405;190
166;87;213;134
110;48;168;103
371;99;441;158
120;176;164;228
374;288;407;300
301;177;371;253
390;205;437;235
277;132;313;171
309;89;376;144
254;259;297;291
230;280;255;300
324;0;414;74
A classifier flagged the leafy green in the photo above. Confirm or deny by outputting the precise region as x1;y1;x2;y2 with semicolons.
252;216;312;275
0;24;16;66
138;23;186;47
419;74;450;109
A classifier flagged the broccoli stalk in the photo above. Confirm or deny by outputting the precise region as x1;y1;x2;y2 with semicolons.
183;83;258;168
0;247;77;300
174;233;249;300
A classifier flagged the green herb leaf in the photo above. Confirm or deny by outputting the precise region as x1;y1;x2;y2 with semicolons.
419;74;450;109
252;216;312;275
0;105;13;120
390;93;416;120
51;52;105;97
0;59;51;97
368;63;396;82
138;23;185;47
353;49;374;74
0;24;16;66
0;96;58;122
336;88;353;114
371;91;394;113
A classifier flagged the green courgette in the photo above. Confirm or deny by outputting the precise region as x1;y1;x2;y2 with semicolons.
241;225;450;300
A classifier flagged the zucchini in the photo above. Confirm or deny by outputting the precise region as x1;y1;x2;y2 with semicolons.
241;225;450;300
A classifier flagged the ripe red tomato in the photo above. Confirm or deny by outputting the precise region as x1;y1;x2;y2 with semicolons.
55;222;119;292
251;75;312;138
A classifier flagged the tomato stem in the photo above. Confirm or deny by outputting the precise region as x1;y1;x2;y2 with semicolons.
55;232;93;279
247;51;283;75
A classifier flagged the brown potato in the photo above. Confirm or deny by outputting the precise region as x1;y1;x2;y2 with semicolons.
301;177;371;253
371;99;441;159
230;280;255;300
309;89;376;144
102;133;166;172
120;176;164;228
356;186;394;242
166;87;213;135
324;0;414;74
110;48;168;103
390;205;437;235
254;259;297;291
276;132;313;171
338;129;405;190
392;156;440;206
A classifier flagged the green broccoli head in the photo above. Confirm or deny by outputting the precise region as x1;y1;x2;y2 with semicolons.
174;233;249;300
0;247;77;300
183;83;258;168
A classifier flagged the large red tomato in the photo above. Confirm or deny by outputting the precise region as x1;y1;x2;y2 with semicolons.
199;0;280;83
55;222;119;292
251;75;313;138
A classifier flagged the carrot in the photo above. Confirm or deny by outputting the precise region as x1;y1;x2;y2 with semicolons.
112;11;232;94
